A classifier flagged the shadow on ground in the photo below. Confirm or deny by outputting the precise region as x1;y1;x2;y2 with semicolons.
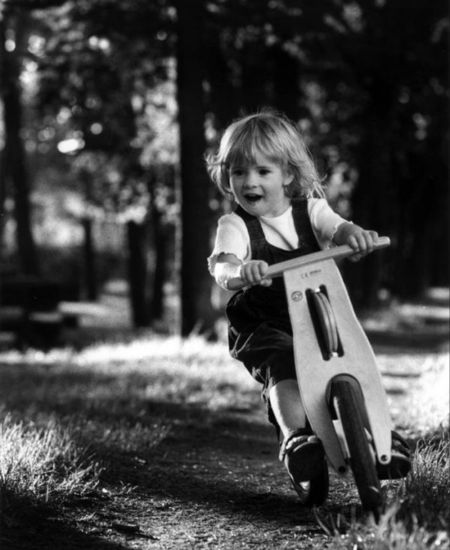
1;494;130;550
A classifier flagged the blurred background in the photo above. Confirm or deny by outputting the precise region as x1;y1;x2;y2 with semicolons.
0;0;448;349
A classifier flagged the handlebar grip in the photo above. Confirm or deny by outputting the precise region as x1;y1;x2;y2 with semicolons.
331;236;391;257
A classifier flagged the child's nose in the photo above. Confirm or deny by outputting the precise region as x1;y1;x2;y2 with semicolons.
244;170;258;187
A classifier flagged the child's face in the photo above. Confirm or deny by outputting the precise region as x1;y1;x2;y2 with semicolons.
228;152;293;217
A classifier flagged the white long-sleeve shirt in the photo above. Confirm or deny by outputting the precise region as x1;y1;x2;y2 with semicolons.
208;198;348;286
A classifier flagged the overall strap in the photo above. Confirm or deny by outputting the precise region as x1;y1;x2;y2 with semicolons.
291;198;320;250
291;198;309;236
234;199;320;260
234;205;266;258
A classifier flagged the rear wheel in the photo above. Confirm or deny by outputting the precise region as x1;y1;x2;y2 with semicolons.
331;376;383;516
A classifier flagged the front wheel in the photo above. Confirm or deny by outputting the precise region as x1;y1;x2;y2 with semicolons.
331;376;383;516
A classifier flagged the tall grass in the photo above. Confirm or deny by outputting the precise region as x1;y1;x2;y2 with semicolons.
327;431;449;549
396;431;450;530
0;415;101;505
327;509;449;550
327;350;449;549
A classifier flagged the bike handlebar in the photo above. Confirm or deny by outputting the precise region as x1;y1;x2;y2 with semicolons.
266;236;391;279
225;237;390;290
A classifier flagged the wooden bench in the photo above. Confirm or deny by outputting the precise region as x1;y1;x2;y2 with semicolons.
0;277;64;349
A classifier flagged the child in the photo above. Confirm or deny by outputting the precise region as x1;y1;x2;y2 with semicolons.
206;110;410;500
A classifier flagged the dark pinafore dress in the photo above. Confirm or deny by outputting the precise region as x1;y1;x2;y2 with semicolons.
226;198;321;426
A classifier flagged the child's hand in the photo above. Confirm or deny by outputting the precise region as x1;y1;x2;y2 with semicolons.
335;223;379;262
240;260;272;287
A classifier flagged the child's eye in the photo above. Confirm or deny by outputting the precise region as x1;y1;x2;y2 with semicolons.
258;168;271;176
231;168;245;177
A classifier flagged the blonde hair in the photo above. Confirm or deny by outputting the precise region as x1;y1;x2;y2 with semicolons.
206;110;325;199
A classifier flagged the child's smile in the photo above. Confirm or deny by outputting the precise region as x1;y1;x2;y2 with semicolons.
228;153;293;218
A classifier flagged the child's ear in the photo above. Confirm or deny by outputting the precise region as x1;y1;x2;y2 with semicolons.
223;181;232;193
283;171;294;194
286;170;294;185
222;182;234;199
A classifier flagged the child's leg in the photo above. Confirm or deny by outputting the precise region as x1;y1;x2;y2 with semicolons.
268;379;306;437
269;378;324;482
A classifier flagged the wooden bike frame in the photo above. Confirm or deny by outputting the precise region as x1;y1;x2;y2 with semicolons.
267;237;392;474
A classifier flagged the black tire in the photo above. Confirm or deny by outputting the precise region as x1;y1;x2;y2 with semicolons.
331;376;383;516
291;459;329;507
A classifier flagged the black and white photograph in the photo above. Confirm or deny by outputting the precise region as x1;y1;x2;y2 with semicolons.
0;1;448;548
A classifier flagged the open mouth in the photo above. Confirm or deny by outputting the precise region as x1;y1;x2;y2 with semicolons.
243;193;263;203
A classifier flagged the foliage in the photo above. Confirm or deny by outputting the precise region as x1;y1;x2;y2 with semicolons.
27;0;448;225
206;0;448;300
1;0;448;320
11;0;177;224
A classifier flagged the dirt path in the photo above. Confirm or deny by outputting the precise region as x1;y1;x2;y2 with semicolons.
1;396;373;550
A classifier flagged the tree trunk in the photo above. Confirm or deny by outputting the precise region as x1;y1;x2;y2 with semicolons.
0;17;6;256
79;170;98;300
175;0;215;336
0;16;7;262
81;217;98;301
346;96;394;310
126;220;152;328
0;138;6;259
271;46;300;120
0;13;38;275
149;203;165;321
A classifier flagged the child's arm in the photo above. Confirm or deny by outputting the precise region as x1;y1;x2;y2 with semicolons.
214;253;272;290
333;222;379;262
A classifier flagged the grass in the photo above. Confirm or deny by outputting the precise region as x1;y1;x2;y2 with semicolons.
325;431;450;549
0;414;101;513
396;431;450;530
0;335;250;520
325;510;449;550
0;335;448;548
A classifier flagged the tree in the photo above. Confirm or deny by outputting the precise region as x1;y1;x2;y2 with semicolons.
175;0;215;335
0;5;39;274
6;0;446;336
33;1;175;325
306;0;449;303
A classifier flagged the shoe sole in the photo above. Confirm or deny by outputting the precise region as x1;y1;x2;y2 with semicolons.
285;441;325;482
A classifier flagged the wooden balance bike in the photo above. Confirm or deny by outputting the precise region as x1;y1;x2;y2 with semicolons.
265;237;393;514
